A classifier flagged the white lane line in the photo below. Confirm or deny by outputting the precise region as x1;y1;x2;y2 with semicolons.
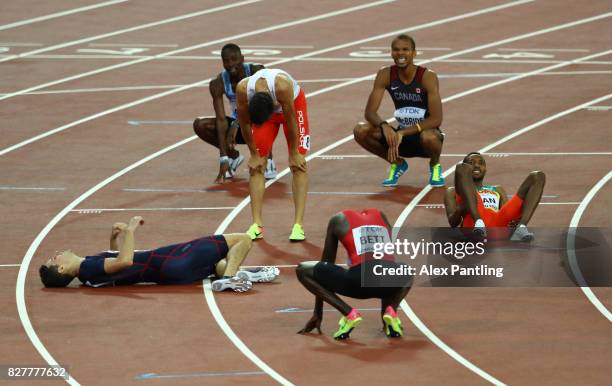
0;0;128;32
0;0;262;63
0;0;395;100
123;188;228;193
0;42;44;47
202;279;293;386
394;93;612;237
70;207;234;213
566;171;612;322
391;103;612;385
0;186;65;191
399;301;505;385
1;264;21;267
16;136;196;386
89;43;179;47
317;152;612;159
128;120;191;126
241;45;314;48
498;47;590;52
0;0;536;157
18;6;606;385
414;202;580;208
586;106;612;111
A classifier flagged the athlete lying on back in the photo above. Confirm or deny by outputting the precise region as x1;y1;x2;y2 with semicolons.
39;216;278;291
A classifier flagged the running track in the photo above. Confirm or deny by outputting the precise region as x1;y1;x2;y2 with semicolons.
1;1;611;385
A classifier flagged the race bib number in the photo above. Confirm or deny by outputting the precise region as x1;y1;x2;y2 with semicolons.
478;189;500;211
352;225;391;255
394;106;426;128
300;134;311;150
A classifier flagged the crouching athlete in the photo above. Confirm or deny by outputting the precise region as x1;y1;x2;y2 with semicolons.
39;216;278;291
296;209;412;340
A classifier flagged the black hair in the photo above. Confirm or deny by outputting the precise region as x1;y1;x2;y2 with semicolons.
39;265;74;288
221;43;241;57
394;34;416;50
463;151;482;163
248;92;274;125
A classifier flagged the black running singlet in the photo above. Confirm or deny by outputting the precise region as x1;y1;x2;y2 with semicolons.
385;65;431;129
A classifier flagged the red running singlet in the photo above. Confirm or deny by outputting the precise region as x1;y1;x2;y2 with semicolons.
339;208;394;267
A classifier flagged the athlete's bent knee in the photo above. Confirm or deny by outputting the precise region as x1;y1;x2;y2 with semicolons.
529;170;546;184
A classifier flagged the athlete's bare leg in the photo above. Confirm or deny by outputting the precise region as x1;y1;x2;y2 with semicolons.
353;122;401;164
291;167;308;225
249;155;268;226
515;171;546;225
193;117;239;158
296;262;352;315
420;129;443;166
215;233;253;277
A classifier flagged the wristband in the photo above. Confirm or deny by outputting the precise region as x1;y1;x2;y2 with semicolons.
416;123;423;133
219;156;230;164
378;121;388;130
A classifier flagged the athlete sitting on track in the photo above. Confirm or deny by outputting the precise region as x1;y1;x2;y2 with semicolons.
39;216;279;291
444;152;546;240
353;34;445;187
296;209;412;340
193;43;277;183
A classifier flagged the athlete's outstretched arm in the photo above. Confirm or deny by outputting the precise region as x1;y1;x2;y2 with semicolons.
109;222;127;250
103;216;142;274
297;213;351;334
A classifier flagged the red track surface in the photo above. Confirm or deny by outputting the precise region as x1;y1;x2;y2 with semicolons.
1;1;610;385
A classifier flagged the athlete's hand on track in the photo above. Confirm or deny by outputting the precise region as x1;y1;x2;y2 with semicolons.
127;216;143;231
289;152;307;172
248;153;265;175
297;313;322;334
215;162;231;184
383;124;401;162
111;222;127;239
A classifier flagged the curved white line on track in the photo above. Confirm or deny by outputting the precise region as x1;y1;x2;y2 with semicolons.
0;0;397;100
399;301;505;385
0;0;128;32
566;171;612;321
0;0;262;63
202;280;293;385
391;93;612;384
15;6;608;385
16;137;195;386
0;0;539;157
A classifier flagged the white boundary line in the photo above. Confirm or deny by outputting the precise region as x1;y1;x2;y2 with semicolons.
566;171;612;322
15;7;608;386
202;280;293;385
4;70;612;97
394;93;612;238
0;0;128;31
0;0;396;100
0;0;536;156
70;207;234;213
0;0;262;63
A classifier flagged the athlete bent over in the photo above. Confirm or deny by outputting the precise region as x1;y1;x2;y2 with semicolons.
296;209;412;340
